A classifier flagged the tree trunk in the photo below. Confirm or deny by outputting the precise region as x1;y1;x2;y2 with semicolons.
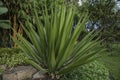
13;14;17;47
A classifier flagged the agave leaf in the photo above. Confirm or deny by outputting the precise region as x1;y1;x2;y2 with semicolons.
58;48;105;74
12;32;42;64
25;59;47;72
56;10;89;68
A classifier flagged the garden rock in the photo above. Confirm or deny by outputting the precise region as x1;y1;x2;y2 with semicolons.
3;66;37;80
32;71;46;80
0;65;6;71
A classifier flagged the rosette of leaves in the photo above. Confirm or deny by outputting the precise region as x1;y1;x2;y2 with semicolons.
12;0;106;80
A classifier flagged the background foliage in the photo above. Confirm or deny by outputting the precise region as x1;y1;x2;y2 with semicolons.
84;0;120;43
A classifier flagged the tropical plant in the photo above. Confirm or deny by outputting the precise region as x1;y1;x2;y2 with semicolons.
12;1;105;80
0;0;11;47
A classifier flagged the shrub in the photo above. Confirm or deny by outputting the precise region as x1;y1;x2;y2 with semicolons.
60;61;109;80
0;48;28;68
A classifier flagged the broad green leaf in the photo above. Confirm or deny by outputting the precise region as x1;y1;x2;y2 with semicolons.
0;22;11;29
0;7;8;15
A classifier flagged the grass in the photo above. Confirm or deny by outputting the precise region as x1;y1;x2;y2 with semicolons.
100;55;120;80
99;43;120;80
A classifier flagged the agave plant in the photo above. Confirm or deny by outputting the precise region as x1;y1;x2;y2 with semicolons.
12;1;105;80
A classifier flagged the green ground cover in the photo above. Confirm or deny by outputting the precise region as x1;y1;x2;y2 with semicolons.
101;55;120;80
